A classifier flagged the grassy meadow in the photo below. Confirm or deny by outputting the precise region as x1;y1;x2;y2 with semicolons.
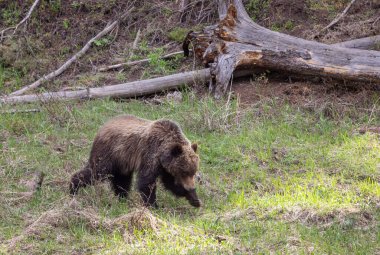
0;91;379;254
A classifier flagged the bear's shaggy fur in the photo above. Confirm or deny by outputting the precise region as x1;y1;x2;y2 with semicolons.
69;115;201;207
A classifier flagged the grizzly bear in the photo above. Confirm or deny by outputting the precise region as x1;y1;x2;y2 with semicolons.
69;115;201;208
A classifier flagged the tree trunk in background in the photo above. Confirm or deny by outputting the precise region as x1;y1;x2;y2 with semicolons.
183;0;380;98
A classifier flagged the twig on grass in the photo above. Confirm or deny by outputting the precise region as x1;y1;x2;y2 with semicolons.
0;108;40;114
1;171;45;204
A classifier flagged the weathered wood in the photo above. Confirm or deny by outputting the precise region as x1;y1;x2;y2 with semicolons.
0;69;211;104
333;35;380;50
184;0;380;98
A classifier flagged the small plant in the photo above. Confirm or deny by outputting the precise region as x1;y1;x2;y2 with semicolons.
93;37;111;48
168;28;188;42
270;23;281;32
284;20;294;30
247;0;271;21
147;48;173;75
138;40;150;55
62;19;70;30
49;0;62;14
71;1;81;9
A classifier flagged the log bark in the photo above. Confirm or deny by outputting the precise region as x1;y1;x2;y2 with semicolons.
0;69;210;104
184;0;380;98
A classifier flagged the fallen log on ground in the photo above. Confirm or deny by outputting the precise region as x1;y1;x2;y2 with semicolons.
0;69;211;104
183;0;380;98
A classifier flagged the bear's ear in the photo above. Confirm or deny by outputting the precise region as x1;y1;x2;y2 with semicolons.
170;144;183;157
191;143;198;153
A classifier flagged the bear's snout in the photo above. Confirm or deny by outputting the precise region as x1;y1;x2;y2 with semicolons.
181;175;196;191
186;189;202;207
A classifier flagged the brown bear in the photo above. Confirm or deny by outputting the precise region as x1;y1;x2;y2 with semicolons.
69;115;201;208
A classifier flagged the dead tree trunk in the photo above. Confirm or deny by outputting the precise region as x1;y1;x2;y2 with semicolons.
184;0;380;98
0;69;210;104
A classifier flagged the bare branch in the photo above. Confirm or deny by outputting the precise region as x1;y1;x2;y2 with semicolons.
131;29;141;53
9;7;135;96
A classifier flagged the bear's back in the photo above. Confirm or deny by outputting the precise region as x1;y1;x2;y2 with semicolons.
97;115;151;140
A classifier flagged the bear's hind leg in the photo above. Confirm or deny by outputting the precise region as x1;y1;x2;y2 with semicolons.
111;172;133;198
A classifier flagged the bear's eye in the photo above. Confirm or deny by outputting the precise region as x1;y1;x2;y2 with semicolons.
170;144;183;157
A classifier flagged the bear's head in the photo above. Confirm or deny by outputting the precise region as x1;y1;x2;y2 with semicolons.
159;142;200;206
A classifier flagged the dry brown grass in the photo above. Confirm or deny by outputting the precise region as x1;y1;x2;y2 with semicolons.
2;200;162;251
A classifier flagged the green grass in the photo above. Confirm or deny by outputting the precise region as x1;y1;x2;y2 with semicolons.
0;93;379;254
1;2;21;26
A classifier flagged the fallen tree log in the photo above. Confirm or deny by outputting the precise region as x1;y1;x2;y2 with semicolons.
183;0;380;98
0;69;210;104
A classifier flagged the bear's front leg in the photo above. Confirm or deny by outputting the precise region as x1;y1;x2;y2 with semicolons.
137;175;158;208
184;189;202;208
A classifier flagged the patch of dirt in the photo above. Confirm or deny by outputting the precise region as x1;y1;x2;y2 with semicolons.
255;0;380;43
232;74;380;120
269;0;318;35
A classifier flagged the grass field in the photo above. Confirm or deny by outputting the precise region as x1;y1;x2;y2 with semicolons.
0;91;379;254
